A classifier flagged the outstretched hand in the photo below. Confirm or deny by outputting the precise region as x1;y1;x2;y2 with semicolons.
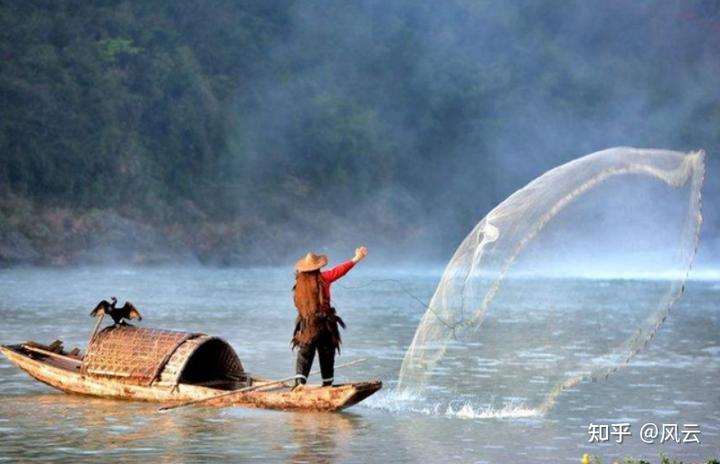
352;246;368;264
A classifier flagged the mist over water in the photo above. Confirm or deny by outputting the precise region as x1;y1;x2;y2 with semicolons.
2;1;720;462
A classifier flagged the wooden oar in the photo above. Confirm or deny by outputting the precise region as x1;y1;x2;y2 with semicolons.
159;375;301;412
159;357;367;413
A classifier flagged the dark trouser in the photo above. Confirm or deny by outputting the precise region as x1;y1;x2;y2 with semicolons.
295;337;336;386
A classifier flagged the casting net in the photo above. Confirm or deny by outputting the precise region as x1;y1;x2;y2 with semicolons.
397;147;705;414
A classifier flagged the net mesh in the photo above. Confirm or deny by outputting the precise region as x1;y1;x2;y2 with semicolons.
397;147;705;413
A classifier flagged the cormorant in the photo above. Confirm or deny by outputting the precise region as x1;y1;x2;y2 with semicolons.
90;297;142;325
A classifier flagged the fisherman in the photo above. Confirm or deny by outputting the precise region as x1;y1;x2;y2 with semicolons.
292;246;368;390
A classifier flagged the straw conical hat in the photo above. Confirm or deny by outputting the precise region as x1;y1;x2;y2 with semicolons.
295;252;328;272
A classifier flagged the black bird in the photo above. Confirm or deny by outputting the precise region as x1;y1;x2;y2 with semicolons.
90;297;117;317
90;297;142;325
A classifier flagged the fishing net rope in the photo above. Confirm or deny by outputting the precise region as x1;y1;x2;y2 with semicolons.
397;147;705;414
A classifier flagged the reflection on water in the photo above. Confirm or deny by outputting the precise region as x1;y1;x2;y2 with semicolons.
0;394;363;463
0;267;718;462
287;412;357;463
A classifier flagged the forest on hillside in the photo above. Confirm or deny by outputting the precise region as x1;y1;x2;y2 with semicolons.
1;0;719;265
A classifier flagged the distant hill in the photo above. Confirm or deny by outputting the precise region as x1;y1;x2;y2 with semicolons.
1;0;718;266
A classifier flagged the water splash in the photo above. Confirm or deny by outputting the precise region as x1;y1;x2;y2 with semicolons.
444;401;540;419
363;389;541;419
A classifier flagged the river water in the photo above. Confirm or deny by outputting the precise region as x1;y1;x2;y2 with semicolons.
0;266;717;463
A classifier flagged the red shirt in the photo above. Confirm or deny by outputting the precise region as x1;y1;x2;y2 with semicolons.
319;260;355;303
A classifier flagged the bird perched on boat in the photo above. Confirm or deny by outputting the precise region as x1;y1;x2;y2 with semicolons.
90;297;143;325
90;297;117;317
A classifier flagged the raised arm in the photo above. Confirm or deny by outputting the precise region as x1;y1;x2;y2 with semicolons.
321;246;368;283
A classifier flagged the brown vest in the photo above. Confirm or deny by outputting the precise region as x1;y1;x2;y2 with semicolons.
291;271;344;350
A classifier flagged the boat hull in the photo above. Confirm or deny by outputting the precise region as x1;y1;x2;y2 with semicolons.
0;345;381;411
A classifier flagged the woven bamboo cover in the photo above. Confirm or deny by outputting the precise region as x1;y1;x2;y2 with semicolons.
82;325;201;385
156;335;246;387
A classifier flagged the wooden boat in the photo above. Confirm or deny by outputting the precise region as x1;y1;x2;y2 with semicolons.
0;325;381;411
